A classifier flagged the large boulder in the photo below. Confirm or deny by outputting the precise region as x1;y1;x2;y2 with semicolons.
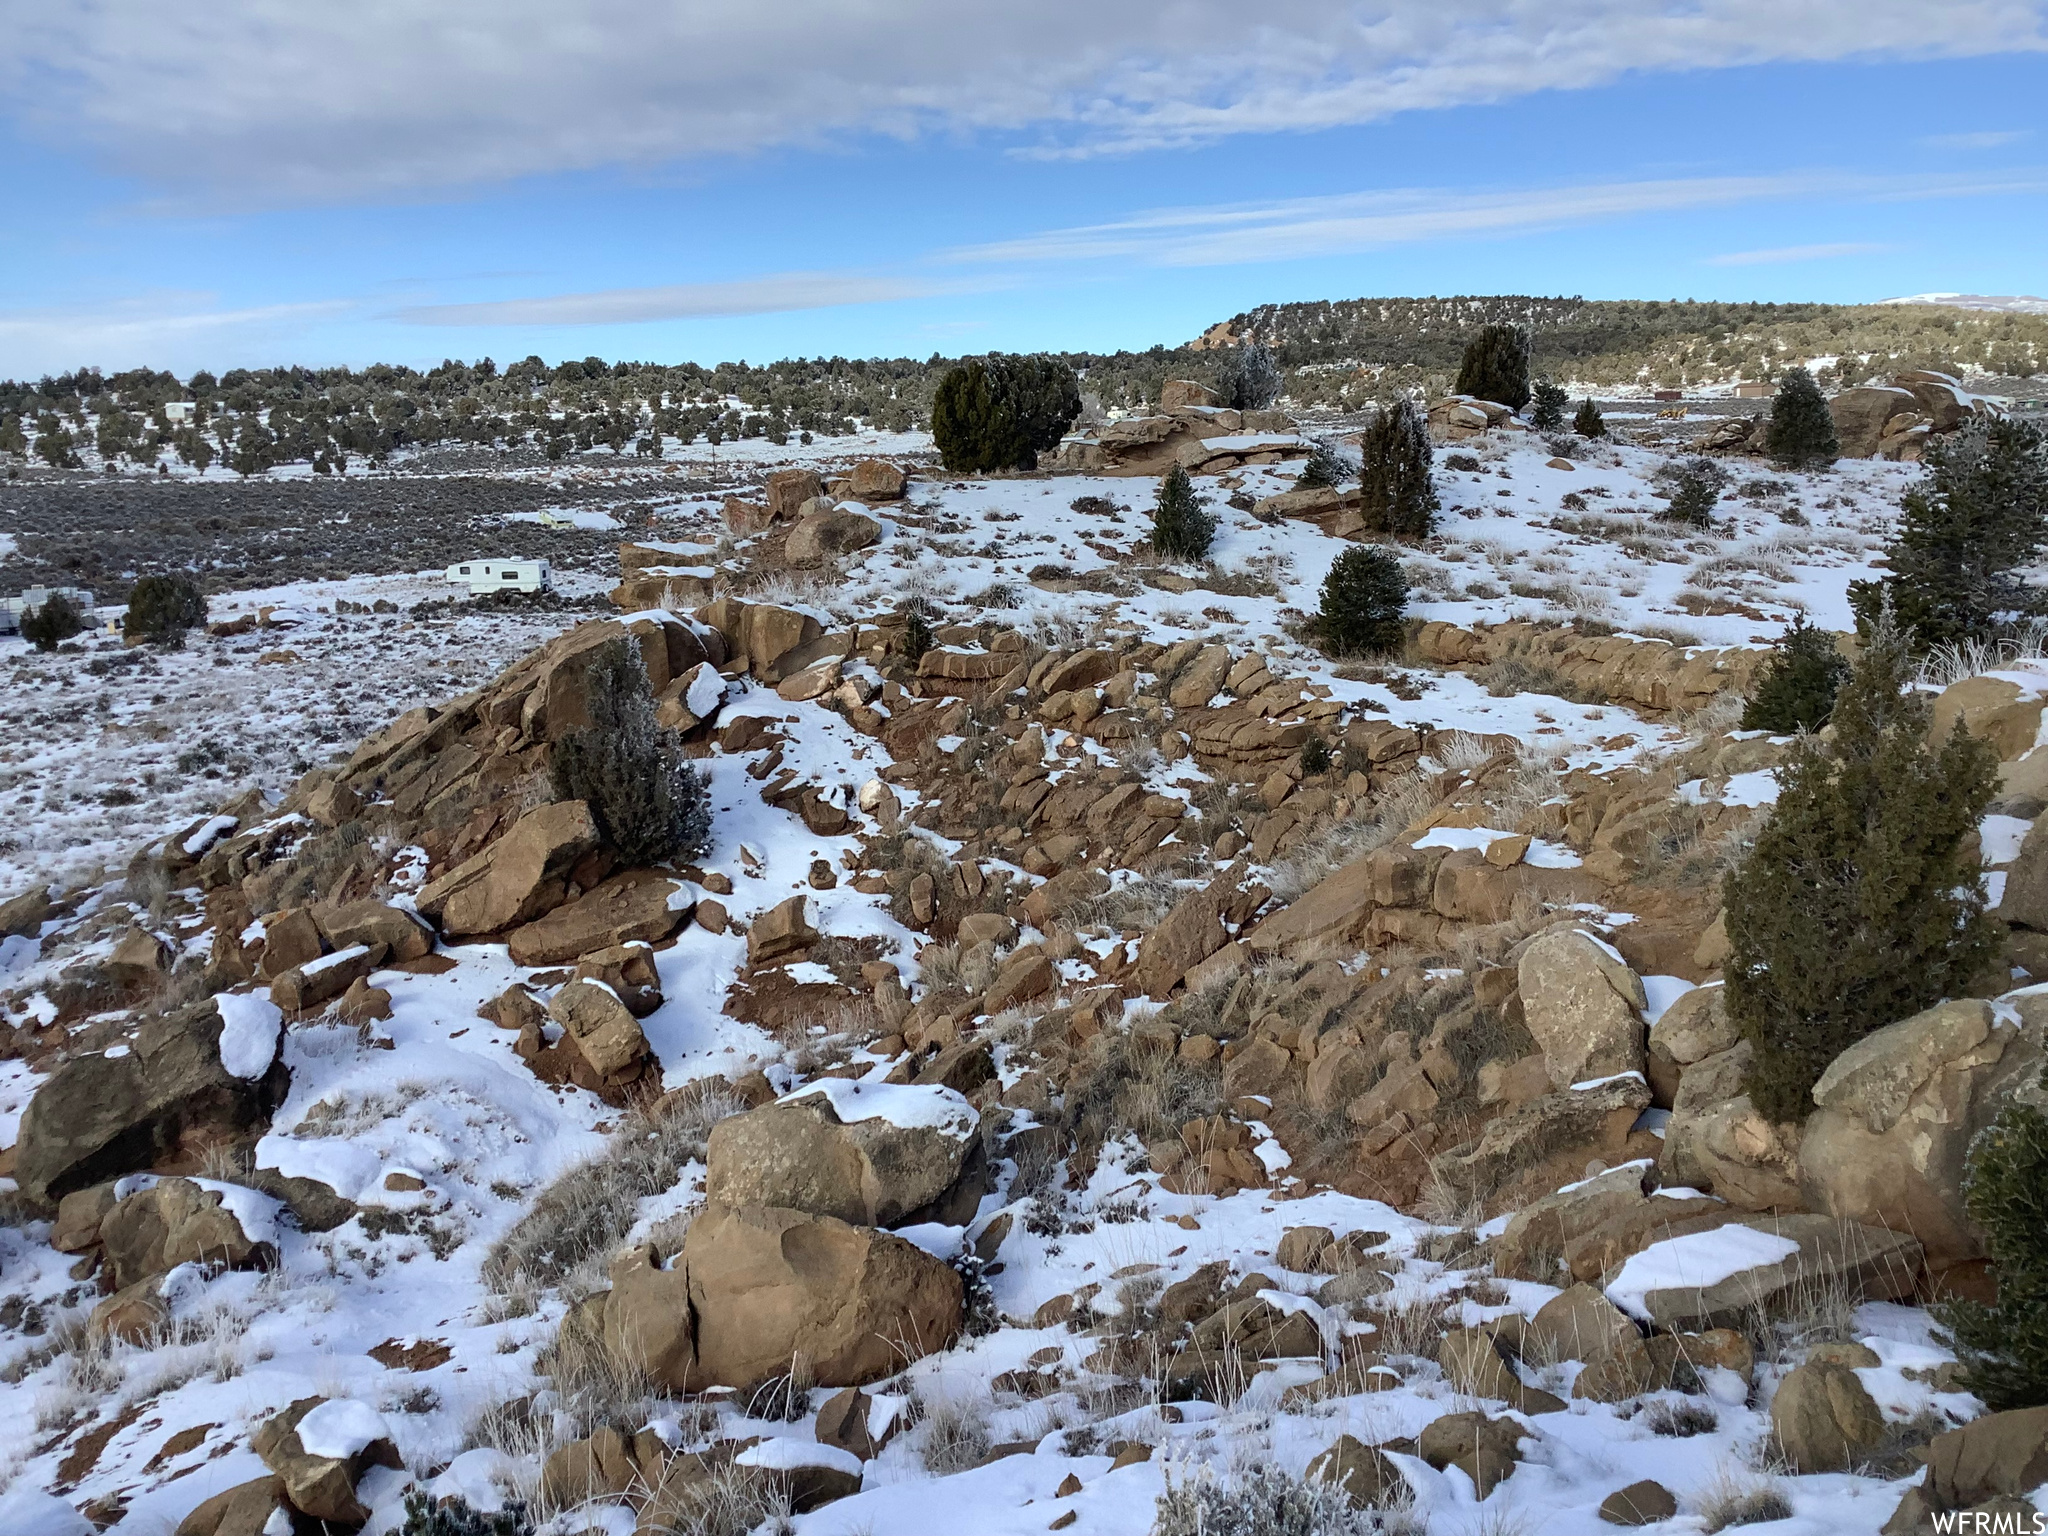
1659;1041;1802;1210
1603;1213;1923;1331
414;799;598;938
1889;1406;2048;1530
506;869;690;966
310;900;432;964
705;1081;984;1229
785;508;881;566
251;1397;402;1528
1831;386;1921;458
684;1202;962;1387
765;468;824;522
1772;1357;1886;1473
845;460;907;502
15;999;289;1209
1517;928;1647;1089
747;895;818;966
546;980;654;1088
1800;995;2046;1272
99;1176;277;1290
1429;1075;1651;1212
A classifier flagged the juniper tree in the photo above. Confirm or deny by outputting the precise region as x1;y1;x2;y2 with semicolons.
1454;323;1532;411
1936;1081;2048;1409
1316;546;1408;656
1766;366;1840;470
1655;456;1730;529
1530;379;1570;431
1574;398;1606;438
1723;613;1999;1123
548;640;712;867
1151;463;1216;562
1740;614;1851;734
1358;397;1439;538
124;574;206;647
1295;437;1347;490
1219;342;1281;411
1848;418;2048;650
20;593;84;651
931;354;1082;473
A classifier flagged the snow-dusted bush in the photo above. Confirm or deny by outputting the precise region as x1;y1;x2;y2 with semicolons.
547;639;711;867
1938;1080;2048;1409
1220;343;1283;412
1154;1459;1384;1536
1358;399;1438;539
1151;464;1216;562
931;354;1081;473
124;573;206;647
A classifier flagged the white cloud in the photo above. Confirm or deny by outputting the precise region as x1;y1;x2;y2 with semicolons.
0;1;2041;202
943;170;2048;268
0;295;355;377
1922;129;2033;149
1704;241;1890;265
397;271;942;327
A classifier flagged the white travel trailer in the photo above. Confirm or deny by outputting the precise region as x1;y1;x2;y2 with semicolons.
444;559;552;597
0;586;96;635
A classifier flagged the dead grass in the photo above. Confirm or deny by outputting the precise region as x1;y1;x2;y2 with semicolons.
1695;1466;1794;1533
1266;771;1435;905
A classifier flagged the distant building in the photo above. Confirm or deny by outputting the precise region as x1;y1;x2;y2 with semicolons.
0;586;96;635
1652;389;1684;402
164;402;198;424
445;559;551;596
1733;382;1776;399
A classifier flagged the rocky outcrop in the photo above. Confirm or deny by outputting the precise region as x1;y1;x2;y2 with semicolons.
1772;1355;1886;1473
505;869;690;966
703;1081;985;1229
1830;371;1999;461
1415;620;1766;714
99;1176;276;1290
1604;1214;1923;1331
1800;994;2047;1274
785;507;881;566
250;1397;402;1528
1660;1041;1802;1210
15;999;289;1209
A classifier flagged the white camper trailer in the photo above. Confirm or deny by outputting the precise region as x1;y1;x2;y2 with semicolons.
0;587;96;635
444;559;552;597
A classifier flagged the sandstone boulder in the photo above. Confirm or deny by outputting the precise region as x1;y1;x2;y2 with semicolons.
415;800;598;938
173;1476;293;1536
1524;1283;1640;1366
0;887;52;939
1801;994;2045;1270
704;1081;984;1229
1306;1435;1410;1509
547;980;654;1085
251;1397;402;1528
748;895;818;966
269;944;380;1013
765;468;824;522
1160;379;1220;408
786;507;882;566
1603;1213;1922;1332
1599;1482;1678;1526
846;459;908;502
1517;928;1647;1089
15;999;290;1209
1417;1410;1524;1498
683;1202;963;1387
1907;1406;2048;1520
311;899;431;963
1772;1358;1886;1473
1660;1041;1802;1210
506;869;689;966
1831;386;1920;458
100;1176;277;1290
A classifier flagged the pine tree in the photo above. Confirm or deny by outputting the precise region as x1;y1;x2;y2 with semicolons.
1655;456;1730;528
931;354;1082;473
1454;323;1532;411
124;574;206;647
1849;418;2048;649
1574;398;1606;438
1740;614;1851;734
1358;397;1439;538
1151;464;1216;562
1295;438;1347;490
1766;366;1840;469
1220;343;1281;411
1936;1082;2048;1409
1315;546;1408;656
1530;380;1569;431
1723;613;1999;1123
20;593;85;651
548;640;712;867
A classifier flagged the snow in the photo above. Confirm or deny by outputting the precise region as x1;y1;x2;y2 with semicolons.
1720;769;1781;807
781;1079;978;1138
180;814;239;856
1640;974;1697;1023
292;1398;391;1459
504;507;619;529
298;943;370;976
215;992;282;1079
686;665;727;718
1604;1225;1803;1320
734;1437;864;1477
1982;812;2033;865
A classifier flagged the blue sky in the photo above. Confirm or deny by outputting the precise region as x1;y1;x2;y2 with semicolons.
0;1;2043;377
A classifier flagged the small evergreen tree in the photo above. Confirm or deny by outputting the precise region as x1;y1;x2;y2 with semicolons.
902;593;936;662
1316;546;1408;656
1530;379;1569;431
1220;343;1282;411
1766;366;1839;470
1454;323;1532;411
1358;397;1439;538
124;574;206;647
1655;456;1730;528
1740;614;1851;734
931;354;1082;473
20;593;85;651
1151;464;1216;562
548;640;712;867
1574;398;1606;438
401;1491;532;1536
1295;438;1347;490
1936;1081;2048;1410
1849;418;2048;649
1723;613;1999;1123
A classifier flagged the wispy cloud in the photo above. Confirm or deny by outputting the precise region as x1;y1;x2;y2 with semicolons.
1704;241;1891;265
946;170;2048;269
2;2;2043;203
0;294;354;375
395;271;943;327
1922;129;2032;149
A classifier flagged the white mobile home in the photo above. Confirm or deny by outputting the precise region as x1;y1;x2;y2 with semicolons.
0;587;96;635
445;559;552;596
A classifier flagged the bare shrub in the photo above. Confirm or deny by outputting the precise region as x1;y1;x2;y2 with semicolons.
915;1389;994;1475
1155;1457;1405;1535
1696;1468;1793;1533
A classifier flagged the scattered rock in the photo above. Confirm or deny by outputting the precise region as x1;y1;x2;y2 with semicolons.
251;1397;402;1528
1417;1410;1524;1498
414;799;599;938
1517;927;1647;1089
1599;1480;1679;1526
1772;1358;1886;1473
